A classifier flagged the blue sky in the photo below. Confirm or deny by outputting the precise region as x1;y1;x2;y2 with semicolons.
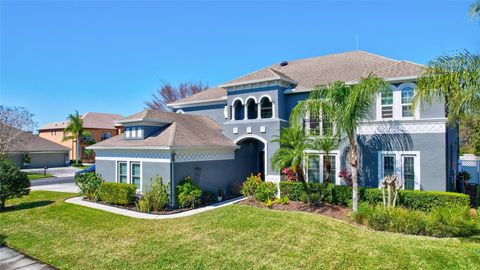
1;1;479;128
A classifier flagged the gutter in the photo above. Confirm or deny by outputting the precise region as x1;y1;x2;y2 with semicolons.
170;152;176;207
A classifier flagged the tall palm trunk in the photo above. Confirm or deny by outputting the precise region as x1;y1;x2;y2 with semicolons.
295;164;311;205
348;133;359;213
76;132;81;164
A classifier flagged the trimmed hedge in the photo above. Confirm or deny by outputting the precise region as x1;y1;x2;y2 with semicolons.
99;182;136;205
280;181;470;211
280;181;355;206
363;188;470;212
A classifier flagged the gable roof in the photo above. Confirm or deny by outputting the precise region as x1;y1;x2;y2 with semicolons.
39;112;124;131
169;50;425;107
89;110;236;150
4;125;70;153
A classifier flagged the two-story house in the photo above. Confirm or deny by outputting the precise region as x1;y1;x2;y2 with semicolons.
39;112;124;163
90;51;459;205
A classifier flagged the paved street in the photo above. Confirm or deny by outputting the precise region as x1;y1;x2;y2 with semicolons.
22;166;82;178
0;246;54;270
30;177;79;193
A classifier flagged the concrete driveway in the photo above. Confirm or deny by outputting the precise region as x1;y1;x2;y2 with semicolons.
22;166;83;178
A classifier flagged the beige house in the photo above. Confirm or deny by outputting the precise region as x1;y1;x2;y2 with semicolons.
39;112;123;163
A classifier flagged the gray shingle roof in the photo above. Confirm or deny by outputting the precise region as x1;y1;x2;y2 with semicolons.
170;50;425;106
90;110;236;149
39;112;123;130
4;125;70;153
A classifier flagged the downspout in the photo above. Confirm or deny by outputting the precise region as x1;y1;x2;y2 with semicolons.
170;152;176;207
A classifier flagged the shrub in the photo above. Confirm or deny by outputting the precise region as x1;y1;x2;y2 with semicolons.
241;174;262;197
136;176;169;213
280;182;353;205
264;198;275;208
0;159;30;209
201;191;216;204
309;193;322;206
354;203;479;237
177;177;202;208
425;203;479;237
331;185;353;206
75;172;103;201
99;182;136;205
364;189;470;212
276;196;289;205
254;182;277;203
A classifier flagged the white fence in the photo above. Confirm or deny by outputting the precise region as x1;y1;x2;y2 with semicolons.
460;155;480;184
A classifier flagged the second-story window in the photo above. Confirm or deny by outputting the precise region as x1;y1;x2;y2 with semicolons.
401;86;414;117
102;132;111;140
233;100;244;120
305;108;333;136
246;98;258;119
381;87;393;118
260;97;273;118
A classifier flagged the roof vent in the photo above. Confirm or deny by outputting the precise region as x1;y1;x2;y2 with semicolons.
280;61;288;67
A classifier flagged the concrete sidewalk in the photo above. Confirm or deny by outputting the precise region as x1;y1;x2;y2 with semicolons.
66;196;246;219
0;246;54;270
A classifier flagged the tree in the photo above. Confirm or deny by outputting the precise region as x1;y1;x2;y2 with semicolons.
471;0;480;18
291;76;388;212
0;106;36;158
0;159;30;210
460;114;480;155
311;136;339;185
145;81;208;111
413;51;480;124
63;110;91;164
271;126;312;204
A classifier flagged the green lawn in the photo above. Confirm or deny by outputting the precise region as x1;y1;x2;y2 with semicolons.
26;173;54;180
1;191;480;270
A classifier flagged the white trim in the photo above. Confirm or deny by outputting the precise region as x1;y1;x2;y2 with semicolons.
245;96;257;103
96;156;171;163
377;151;421;190
357;120;446;135
376;82;419;121
232;97;244;105
167;98;227;109
176;109;184;114
130;161;142;191
304;150;341;185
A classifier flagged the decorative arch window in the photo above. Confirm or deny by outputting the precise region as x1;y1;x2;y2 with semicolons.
233;100;244;120
246;98;258;119
381;87;394;118
260;97;273;118
401;86;414;117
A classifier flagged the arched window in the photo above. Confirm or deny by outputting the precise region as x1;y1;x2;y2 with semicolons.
246;98;258;119
233;100;244;120
260;97;273;118
401;86;414;117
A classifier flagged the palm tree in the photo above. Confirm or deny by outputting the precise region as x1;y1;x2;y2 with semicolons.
290;75;388;212
271;126;311;204
413;51;480;124
311;135;339;186
471;0;480;18
63;110;91;165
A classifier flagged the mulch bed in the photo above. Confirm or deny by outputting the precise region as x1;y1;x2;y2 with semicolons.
237;197;351;221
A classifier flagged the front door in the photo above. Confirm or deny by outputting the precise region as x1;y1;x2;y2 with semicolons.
259;150;265;180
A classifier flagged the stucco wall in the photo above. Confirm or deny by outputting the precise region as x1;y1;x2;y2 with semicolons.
96;159;116;182
180;104;227;124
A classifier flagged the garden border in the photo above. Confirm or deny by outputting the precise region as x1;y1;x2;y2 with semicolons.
65;196;247;219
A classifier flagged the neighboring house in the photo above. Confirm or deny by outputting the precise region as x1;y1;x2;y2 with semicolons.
4;126;70;168
90;50;459;206
39;112;123;163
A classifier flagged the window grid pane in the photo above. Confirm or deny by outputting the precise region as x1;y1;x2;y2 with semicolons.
131;163;141;189
383;156;395;177
381;89;393;105
401;87;414;104
322;155;336;184
402;105;413;117
118;162;127;183
382;106;393;118
307;155;320;183
403;156;415;190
